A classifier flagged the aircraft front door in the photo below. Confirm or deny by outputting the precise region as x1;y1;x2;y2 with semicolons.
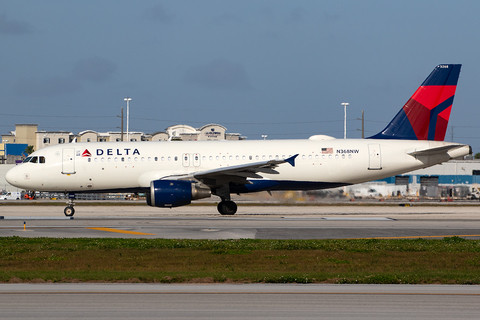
62;148;76;174
368;144;382;170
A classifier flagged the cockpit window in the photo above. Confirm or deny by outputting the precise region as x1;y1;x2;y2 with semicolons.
22;156;45;163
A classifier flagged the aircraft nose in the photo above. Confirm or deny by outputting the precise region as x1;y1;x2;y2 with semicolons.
5;166;19;186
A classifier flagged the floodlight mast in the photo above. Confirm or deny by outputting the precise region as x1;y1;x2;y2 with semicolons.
341;102;349;139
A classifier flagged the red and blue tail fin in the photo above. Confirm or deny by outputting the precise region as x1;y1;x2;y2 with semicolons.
368;64;461;141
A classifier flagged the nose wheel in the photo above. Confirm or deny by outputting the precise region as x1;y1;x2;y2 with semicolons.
64;206;75;217
64;193;76;217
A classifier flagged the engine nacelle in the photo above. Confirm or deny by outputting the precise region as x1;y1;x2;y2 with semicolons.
147;180;211;208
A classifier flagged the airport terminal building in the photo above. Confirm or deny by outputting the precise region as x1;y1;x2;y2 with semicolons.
1;123;243;159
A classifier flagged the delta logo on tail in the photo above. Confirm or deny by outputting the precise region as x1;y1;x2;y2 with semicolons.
369;64;461;141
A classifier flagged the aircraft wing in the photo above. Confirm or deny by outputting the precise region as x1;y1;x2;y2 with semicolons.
161;154;298;186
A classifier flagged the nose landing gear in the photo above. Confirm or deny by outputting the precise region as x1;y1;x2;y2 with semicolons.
64;193;76;217
64;205;75;217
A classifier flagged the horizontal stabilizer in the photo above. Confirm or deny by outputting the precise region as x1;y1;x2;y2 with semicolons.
408;145;466;157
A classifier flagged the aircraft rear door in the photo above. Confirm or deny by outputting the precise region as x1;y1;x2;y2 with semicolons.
368;144;382;170
62;148;76;174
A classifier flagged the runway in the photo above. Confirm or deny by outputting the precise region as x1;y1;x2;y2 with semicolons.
2;205;480;319
1;283;480;319
1;204;480;239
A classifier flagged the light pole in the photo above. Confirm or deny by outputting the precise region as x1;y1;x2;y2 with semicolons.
341;102;349;139
124;97;132;141
261;135;267;140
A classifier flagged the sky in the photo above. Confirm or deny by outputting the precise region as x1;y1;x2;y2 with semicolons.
2;0;480;152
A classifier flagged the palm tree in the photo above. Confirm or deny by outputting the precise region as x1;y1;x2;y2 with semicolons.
25;145;34;155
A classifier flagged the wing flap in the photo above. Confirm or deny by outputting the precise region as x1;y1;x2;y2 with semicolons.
232;172;264;179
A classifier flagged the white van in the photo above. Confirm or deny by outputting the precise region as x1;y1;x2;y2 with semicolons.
1;192;21;200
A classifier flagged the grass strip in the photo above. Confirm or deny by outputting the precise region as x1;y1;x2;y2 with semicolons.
1;237;480;284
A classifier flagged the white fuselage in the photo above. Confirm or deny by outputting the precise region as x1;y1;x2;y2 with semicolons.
5;137;470;194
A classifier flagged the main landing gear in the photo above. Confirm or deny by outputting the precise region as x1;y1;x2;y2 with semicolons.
214;185;237;215
217;200;237;215
64;193;76;217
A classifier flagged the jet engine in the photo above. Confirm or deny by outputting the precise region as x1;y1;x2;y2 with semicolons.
147;180;211;208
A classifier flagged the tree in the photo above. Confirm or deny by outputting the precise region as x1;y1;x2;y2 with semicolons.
25;145;34;155
475;153;480;159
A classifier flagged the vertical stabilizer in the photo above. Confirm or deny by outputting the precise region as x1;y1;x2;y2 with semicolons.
368;64;461;141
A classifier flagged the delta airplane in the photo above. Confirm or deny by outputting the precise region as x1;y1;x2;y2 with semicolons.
6;64;471;216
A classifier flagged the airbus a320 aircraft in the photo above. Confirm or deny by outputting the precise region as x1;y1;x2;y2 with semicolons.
6;64;471;216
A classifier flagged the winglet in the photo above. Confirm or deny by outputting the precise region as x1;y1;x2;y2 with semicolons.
285;154;298;167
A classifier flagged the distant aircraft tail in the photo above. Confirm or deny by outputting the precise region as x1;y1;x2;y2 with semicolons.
368;64;461;141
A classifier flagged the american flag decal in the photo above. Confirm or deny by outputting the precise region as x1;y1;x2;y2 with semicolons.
322;148;333;154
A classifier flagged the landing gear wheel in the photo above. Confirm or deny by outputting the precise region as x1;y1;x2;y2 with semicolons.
217;201;237;215
64;206;75;217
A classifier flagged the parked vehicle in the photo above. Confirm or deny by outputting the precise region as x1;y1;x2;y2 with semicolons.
1;192;21;200
467;186;480;200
